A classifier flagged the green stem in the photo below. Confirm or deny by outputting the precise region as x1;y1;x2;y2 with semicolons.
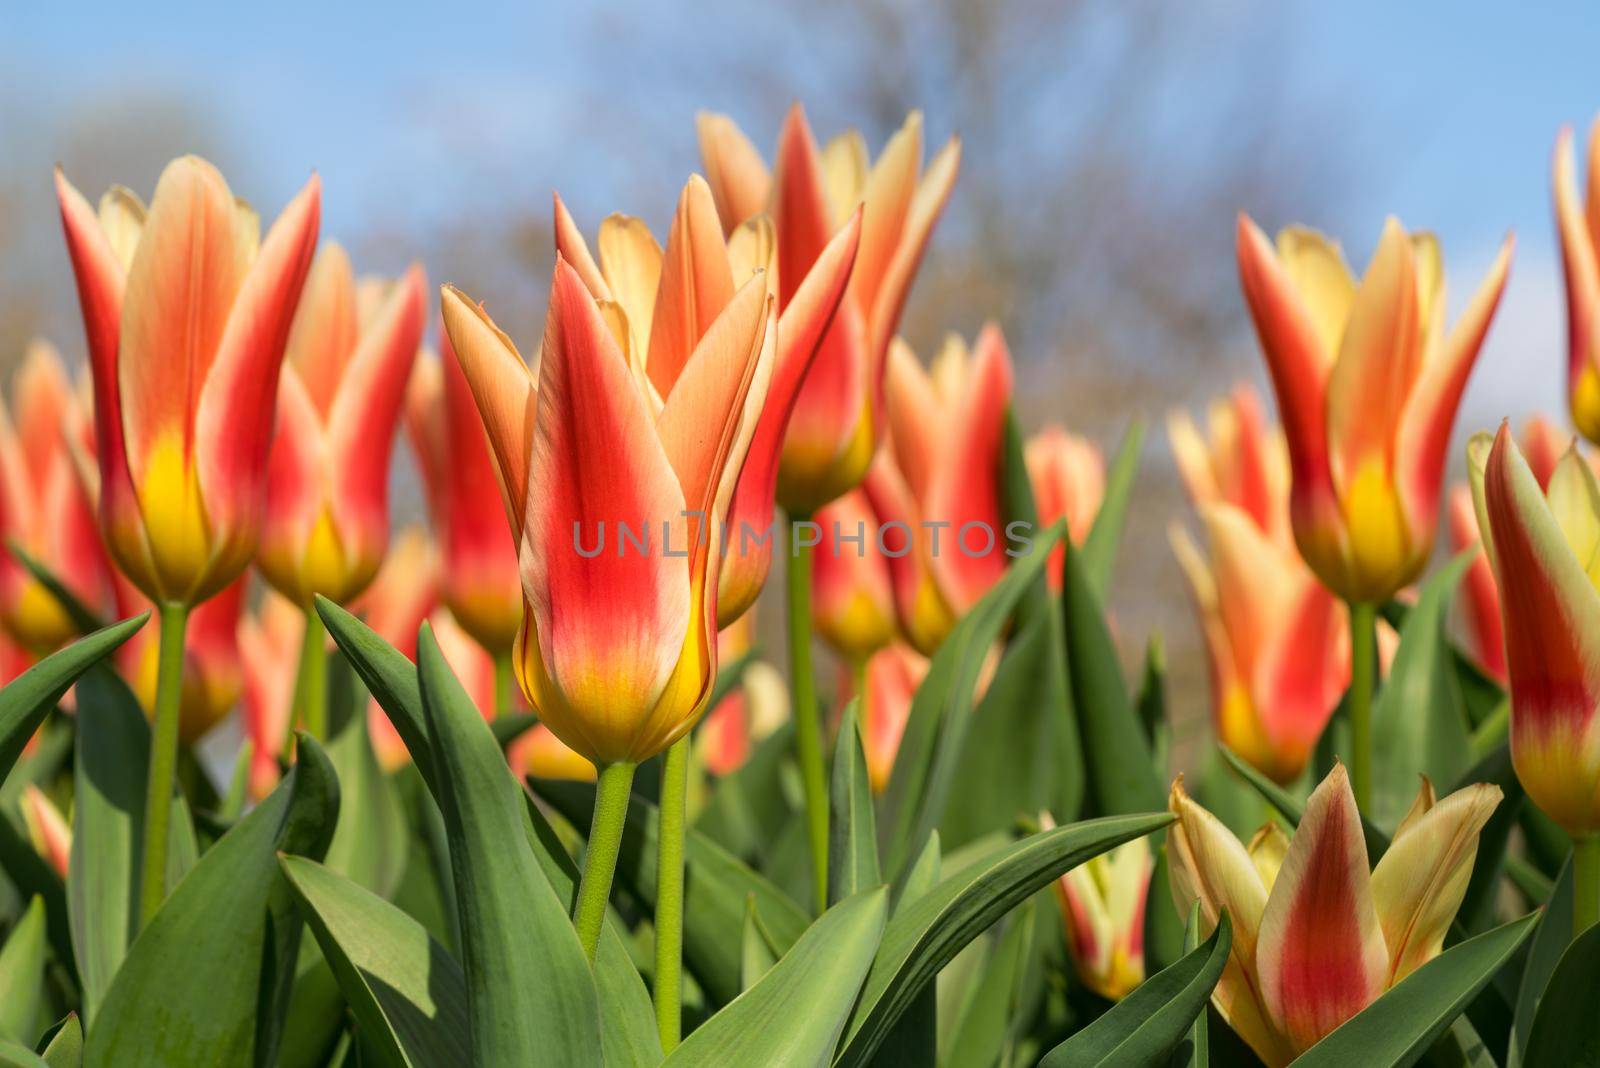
1574;834;1600;939
493;652;514;718
573;761;636;961
294;606;329;742
138;601;190;929
654;738;689;1051
787;515;828;913
1347;600;1376;814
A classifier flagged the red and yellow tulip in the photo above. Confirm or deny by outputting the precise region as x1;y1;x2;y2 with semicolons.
554;176;860;624
1168;766;1500;1065
406;332;524;654
1169;387;1348;784
1043;813;1151;1001
698;105;961;512
834;641;926;793
1235;214;1511;604
239;587;302;799
1025;424;1104;592
126;575;247;742
258;244;426;606
442;254;775;766
863;329;1014;655
20;785;70;879
56;157;321;606
1554;120;1600;442
0;341;119;651
812;489;897;662
1469;424;1600;833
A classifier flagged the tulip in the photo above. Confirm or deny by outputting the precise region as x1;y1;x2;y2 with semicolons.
126;575;246;743
863;329;1015;656
19;785;70;880
349;527;440;769
0;341;120;652
1236;214;1511;812
442;254;774;965
1168;766;1500;1065
1469;424;1600;933
1168;386;1347;785
851;642;927;794
238;587;302;799
697;104;961;513
1042;813;1151;1001
57;156;320;927
811;489;897;663
1025;425;1105;593
1554;121;1600;442
698;614;789;777
1448;417;1569;683
405;333;523;678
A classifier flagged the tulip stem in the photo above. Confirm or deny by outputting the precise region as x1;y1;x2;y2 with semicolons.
294;606;329;742
787;514;829;914
493;652;514;718
574;760;635;962
137;600;190;929
1574;835;1600;939
1348;600;1377;813
654;737;689;1051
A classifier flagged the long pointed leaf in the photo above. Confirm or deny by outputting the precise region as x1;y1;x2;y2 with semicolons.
0;896;46;1043
1080;418;1144;600
828;699;879;905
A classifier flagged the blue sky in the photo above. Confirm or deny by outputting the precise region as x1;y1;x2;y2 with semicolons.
6;0;1599;429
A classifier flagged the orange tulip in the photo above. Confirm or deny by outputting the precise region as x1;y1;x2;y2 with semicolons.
1168;766;1500;1065
863;329;1015;655
835;641;926;793
1554;120;1600;441
0;341;119;651
238;586;302;799
1169;386;1348;784
406;330;523;654
1235;215;1511;604
698;105;961;512
442;255;774;767
20;785;70;879
258;244;426;606
1042;812;1151;1001
553;176;860;625
811;489;897;662
56;157;321;606
1025;425;1105;593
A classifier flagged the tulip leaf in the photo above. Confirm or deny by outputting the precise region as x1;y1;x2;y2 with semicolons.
1453;744;1523;935
0;896;46;1044
39;1013;82;1067
662;887;887;1067
828;698;879;905
1508;858;1572;1067
1179;902;1210;1068
0;807;71;992
0;1040;48;1067
416;625;601;1066
0;614;146;783
1061;532;1164;818
317;597;435;793
1293;912;1538;1068
943;900;1035;1068
84;734;339;1067
534;778;810;1008
1080;418;1145;600
837;812;1171;1066
488;712;539;751
1370;551;1475;832
694;723;796;864
879;520;1065;879
740;893;778;990
322;654;409;897
1041;909;1231;1067
279;854;470;1068
1520;913;1600;1066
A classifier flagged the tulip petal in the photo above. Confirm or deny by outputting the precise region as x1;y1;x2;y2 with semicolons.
552;193;611;301
597;213;662;355
1247;822;1290;891
866;134;960;365
811;489;896;660
257;371;328;603
1450;487;1505;681
521;259;692;761
1257;765;1387;1054
1557;128;1600;434
98;185;147;270
771;103;835;311
820;131;868;228
849;111;922;319
282;242;360;417
1274;227;1355;366
1482;424;1600;832
1370;782;1501;984
440;284;539;527
696;112;772;234
647;176;736;397
883;338;943;505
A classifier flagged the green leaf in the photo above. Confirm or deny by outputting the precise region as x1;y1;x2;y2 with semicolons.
5;542;105;637
740;893;778;991
1294;913;1538;1068
1134;632;1168;758
1080;419;1145;600
1370;552;1475;831
942;901;1035;1068
0;1040;47;1067
322;654;409;897
694;723;795;863
1452;745;1523;934
879;521;1066;878
1177;903;1210;1068
1521;916;1600;1066
489;712;539;751
416;625;600;1065
1509;859;1572;1067
1061;534;1163;817
279;855;470;1068
1041;910;1231;1067
1144;844;1186;975
535;778;809;1007
0;809;70;990
317;597;434;792
0;896;46;1043
897;832;941;913
828;699;879;905
0;614;146;781
84;735;340;1067
838;812;1171;1066
38;1014;81;1067
663;887;888;1067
